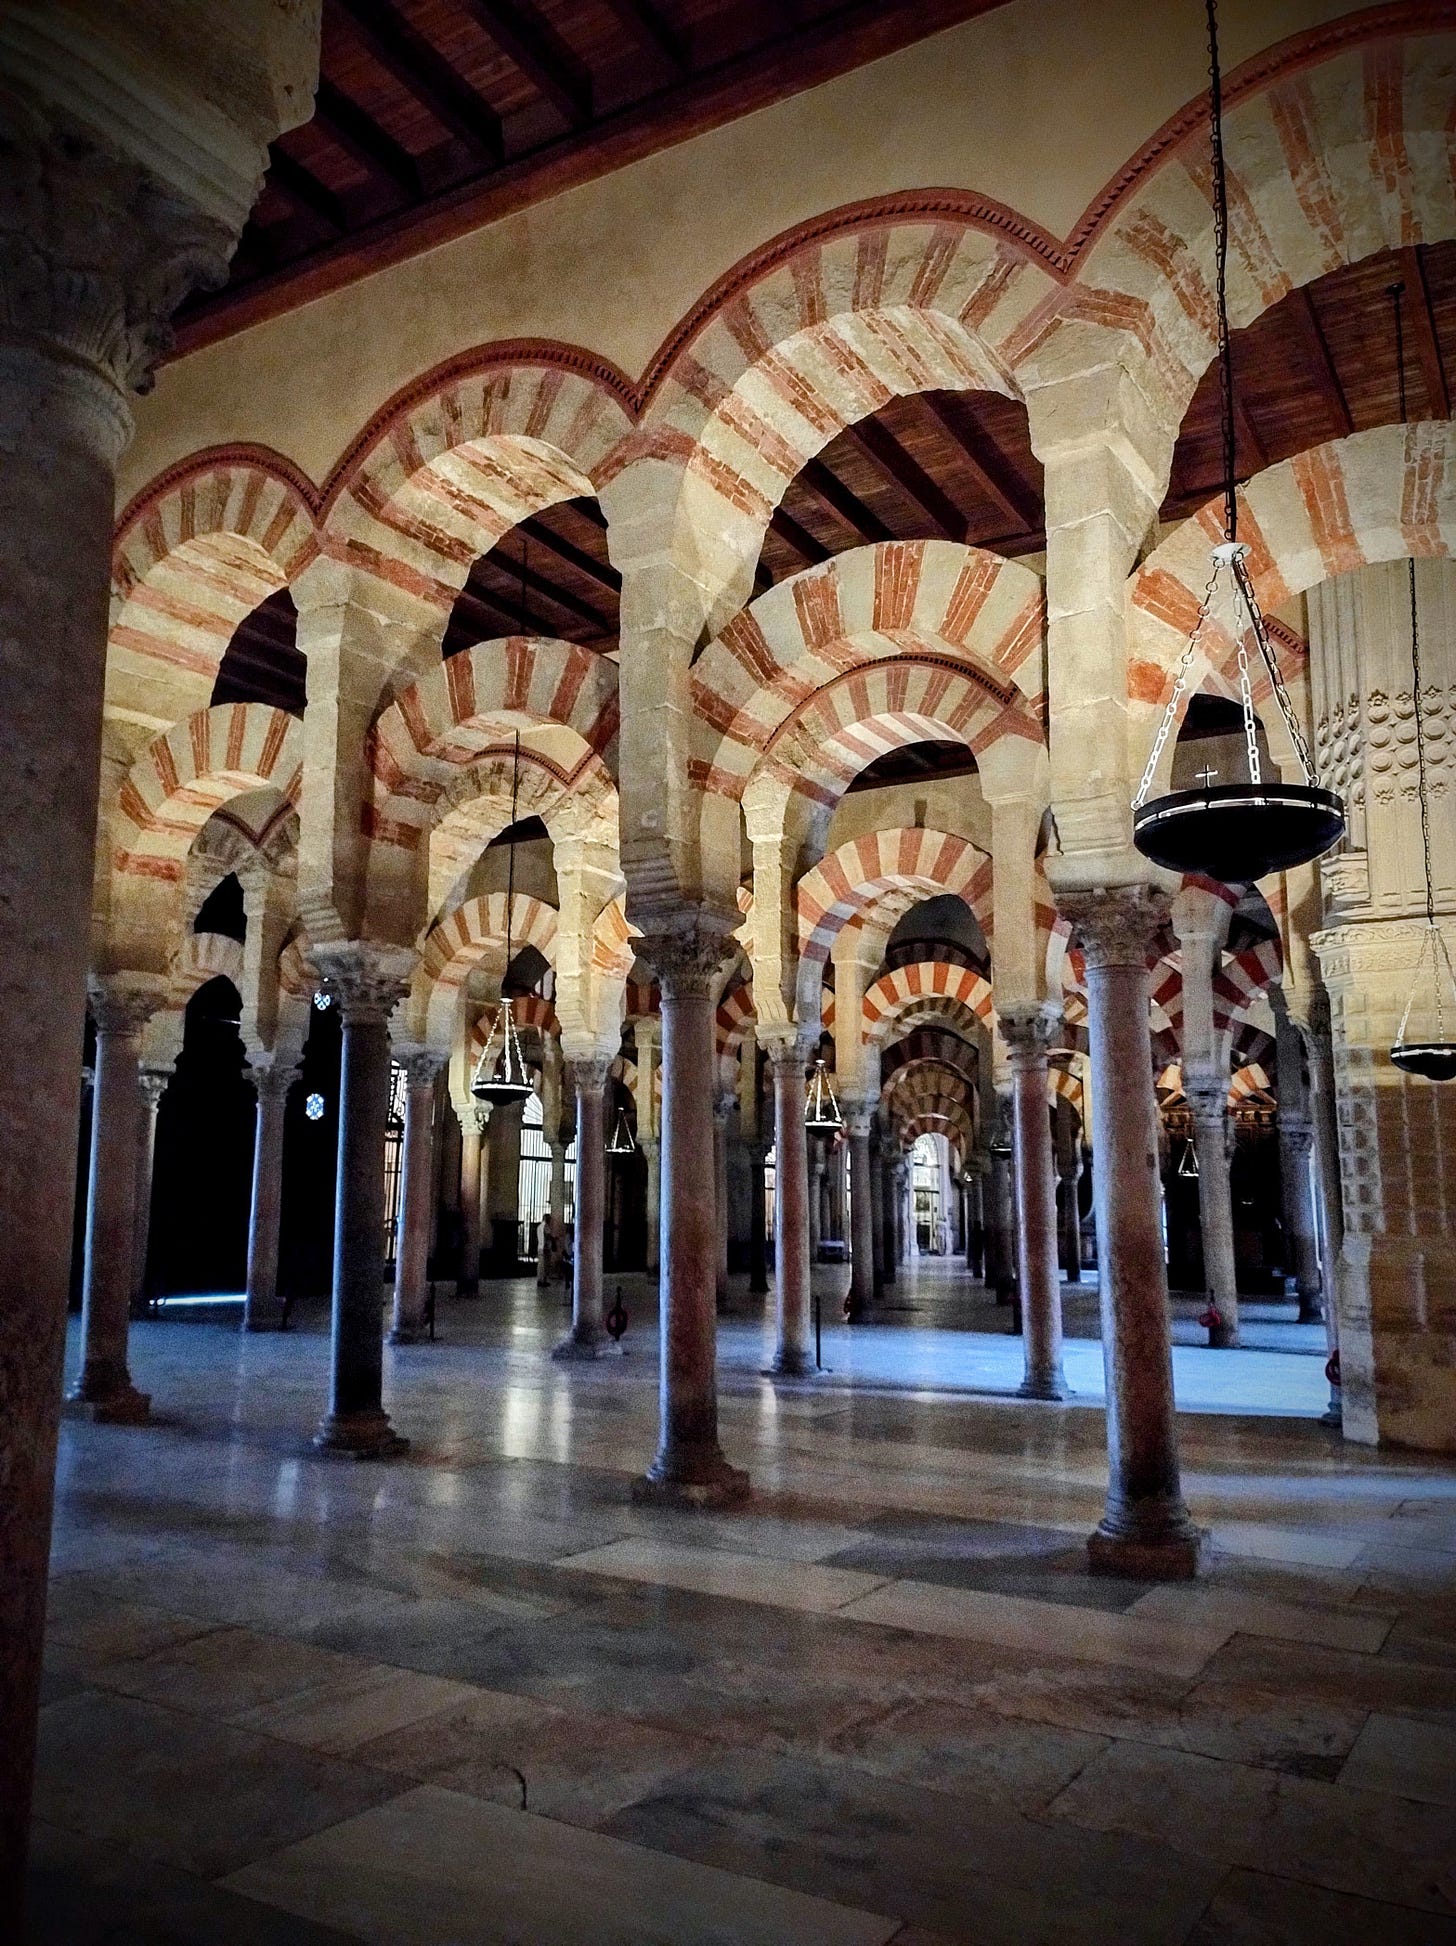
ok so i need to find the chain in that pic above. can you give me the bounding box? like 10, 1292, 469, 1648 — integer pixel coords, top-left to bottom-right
1230, 550, 1319, 785
1235, 633, 1262, 785
1134, 557, 1222, 807
1206, 0, 1238, 550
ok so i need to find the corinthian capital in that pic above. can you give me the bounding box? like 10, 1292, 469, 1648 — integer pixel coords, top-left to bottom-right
0, 86, 233, 400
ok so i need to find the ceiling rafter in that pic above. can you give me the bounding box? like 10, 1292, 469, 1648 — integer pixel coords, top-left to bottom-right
457, 0, 594, 126
313, 78, 423, 196
1296, 286, 1354, 439
600, 0, 689, 72
914, 394, 1039, 535
768, 506, 831, 567
334, 0, 505, 160
1401, 245, 1451, 421
518, 512, 621, 593
843, 418, 967, 540
797, 458, 893, 544
266, 146, 348, 232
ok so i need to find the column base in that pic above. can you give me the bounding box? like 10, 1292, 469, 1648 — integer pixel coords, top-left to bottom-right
551, 1329, 625, 1361
1320, 1386, 1343, 1428
242, 1312, 284, 1333
1088, 1521, 1205, 1581
1296, 1297, 1324, 1324
64, 1373, 151, 1427
387, 1323, 430, 1346
633, 1447, 750, 1508
1017, 1371, 1072, 1402
1206, 1322, 1241, 1350
313, 1409, 409, 1460
763, 1347, 818, 1379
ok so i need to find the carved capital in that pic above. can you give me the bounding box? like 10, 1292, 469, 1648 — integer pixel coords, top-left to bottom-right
399, 1049, 447, 1090
567, 1055, 611, 1098
249, 1061, 298, 1106
0, 88, 233, 407
137, 1067, 170, 1112
88, 972, 166, 1037
312, 942, 414, 1026
998, 1001, 1063, 1064
639, 912, 736, 1000
1060, 886, 1169, 972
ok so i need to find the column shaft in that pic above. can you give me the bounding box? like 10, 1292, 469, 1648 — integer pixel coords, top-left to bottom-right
713, 1101, 730, 1311
555, 1060, 614, 1357
767, 1048, 813, 1374
243, 1067, 293, 1332
390, 1059, 442, 1344
458, 1115, 483, 1296
847, 1119, 875, 1321
1004, 1012, 1069, 1400
1190, 1088, 1241, 1348
636, 937, 747, 1504
1068, 893, 1200, 1578
131, 1075, 165, 1315
641, 1136, 661, 1275
1280, 1118, 1322, 1321
747, 1144, 769, 1294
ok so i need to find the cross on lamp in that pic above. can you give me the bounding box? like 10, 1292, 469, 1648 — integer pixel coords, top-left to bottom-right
1194, 764, 1219, 789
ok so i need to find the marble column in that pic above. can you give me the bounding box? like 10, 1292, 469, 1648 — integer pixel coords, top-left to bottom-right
880, 1150, 899, 1284
1055, 1099, 1084, 1283
0, 37, 311, 1915
485, 1097, 524, 1273
1279, 1114, 1322, 1322
1064, 890, 1201, 1579
640, 1136, 661, 1276
765, 1040, 814, 1375
1002, 1005, 1069, 1399
242, 1061, 296, 1333
389, 1052, 445, 1344
808, 1137, 825, 1263
635, 928, 748, 1504
457, 1105, 485, 1297
636, 1021, 661, 1275
746, 1142, 769, 1294
1306, 1000, 1344, 1425
713, 1093, 732, 1312
69, 980, 161, 1421
555, 1056, 617, 1359
965, 1168, 985, 1277
870, 1126, 887, 1295
1188, 1079, 1241, 1348
130, 1069, 168, 1316
988, 1137, 1017, 1303
846, 1110, 875, 1322
312, 948, 412, 1459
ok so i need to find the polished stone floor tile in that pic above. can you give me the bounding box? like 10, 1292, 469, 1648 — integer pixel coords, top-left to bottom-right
1129, 1583, 1394, 1654
1047, 1739, 1456, 1913
236, 1667, 480, 1755
35, 1690, 404, 1880
823, 1532, 1150, 1612
555, 1537, 890, 1611
822, 1694, 1109, 1810
1337, 1710, 1456, 1806
224, 1784, 902, 1945
1183, 1867, 1456, 1944
98, 1624, 379, 1721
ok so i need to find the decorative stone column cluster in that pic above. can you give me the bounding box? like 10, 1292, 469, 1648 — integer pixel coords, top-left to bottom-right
554, 1054, 618, 1359
1000, 1004, 1069, 1400
242, 1060, 297, 1332
389, 1051, 445, 1344
312, 946, 413, 1460
635, 923, 748, 1504
1063, 889, 1202, 1579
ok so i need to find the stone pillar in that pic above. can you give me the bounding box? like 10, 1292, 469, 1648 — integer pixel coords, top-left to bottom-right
635, 928, 748, 1504
640, 1136, 661, 1276
457, 1105, 484, 1296
870, 1123, 887, 1295
636, 1021, 661, 1275
1188, 1080, 1241, 1348
746, 1142, 769, 1294
846, 1110, 875, 1321
713, 1093, 732, 1312
69, 980, 161, 1421
765, 1040, 814, 1375
1278, 1108, 1322, 1323
389, 1052, 444, 1344
484, 1096, 523, 1273
0, 24, 316, 1913
555, 1056, 616, 1359
988, 1134, 1017, 1304
1063, 891, 1200, 1577
1054, 1099, 1084, 1283
1306, 1000, 1344, 1424
312, 948, 412, 1459
965, 1166, 984, 1276
130, 1069, 168, 1315
807, 1136, 825, 1262
1002, 1006, 1069, 1399
242, 1061, 295, 1333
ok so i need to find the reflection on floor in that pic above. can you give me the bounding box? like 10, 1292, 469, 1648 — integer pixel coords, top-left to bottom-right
34, 1271, 1456, 1944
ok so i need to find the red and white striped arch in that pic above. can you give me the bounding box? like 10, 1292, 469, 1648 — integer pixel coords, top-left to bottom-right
365, 637, 619, 853
322, 356, 633, 614
466, 991, 561, 1063
418, 891, 559, 1027
114, 704, 303, 883
796, 829, 993, 968
109, 452, 318, 715
862, 961, 995, 1047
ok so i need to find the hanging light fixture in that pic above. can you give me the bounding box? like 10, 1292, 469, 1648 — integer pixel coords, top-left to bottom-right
1177, 1135, 1200, 1179
1131, 0, 1344, 885
606, 1102, 637, 1155
804, 1058, 843, 1134
471, 725, 535, 1108
1386, 284, 1456, 1082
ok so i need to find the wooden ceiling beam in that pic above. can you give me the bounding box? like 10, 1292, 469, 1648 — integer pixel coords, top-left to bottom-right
334, 0, 505, 160
915, 393, 1038, 535
1297, 287, 1354, 439
457, 0, 593, 126
768, 506, 831, 566
843, 418, 966, 541
797, 459, 893, 544
1402, 246, 1451, 422
478, 551, 616, 631
313, 79, 423, 196
518, 513, 621, 593
266, 147, 348, 231
600, 0, 689, 73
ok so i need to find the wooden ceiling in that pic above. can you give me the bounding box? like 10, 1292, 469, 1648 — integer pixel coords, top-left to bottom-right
176, 0, 1008, 352
216, 240, 1455, 715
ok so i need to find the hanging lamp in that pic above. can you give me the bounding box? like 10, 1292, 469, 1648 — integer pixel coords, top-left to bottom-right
1177, 1135, 1200, 1179
1386, 284, 1456, 1082
1131, 0, 1344, 884
470, 724, 535, 1108
804, 1058, 844, 1134
606, 1103, 637, 1155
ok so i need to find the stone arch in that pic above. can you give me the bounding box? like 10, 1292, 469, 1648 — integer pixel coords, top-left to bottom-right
862, 961, 996, 1046
795, 830, 993, 969
1128, 421, 1456, 775
114, 704, 303, 882
321, 351, 635, 613
415, 891, 560, 1047
109, 449, 319, 720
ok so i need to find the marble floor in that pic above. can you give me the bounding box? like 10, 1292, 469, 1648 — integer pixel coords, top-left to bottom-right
31, 1271, 1456, 1944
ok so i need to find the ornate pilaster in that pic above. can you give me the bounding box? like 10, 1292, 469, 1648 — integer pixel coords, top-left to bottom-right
1061, 887, 1201, 1579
